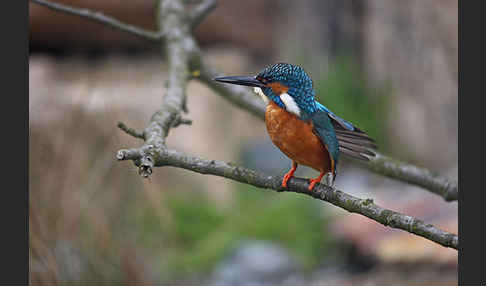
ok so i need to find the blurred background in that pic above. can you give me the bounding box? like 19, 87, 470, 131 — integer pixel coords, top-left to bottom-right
29, 1, 458, 285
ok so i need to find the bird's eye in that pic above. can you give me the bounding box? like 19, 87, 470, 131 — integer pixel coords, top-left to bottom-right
257, 76, 267, 84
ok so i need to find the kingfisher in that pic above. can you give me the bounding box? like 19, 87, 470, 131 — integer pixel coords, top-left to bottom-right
214, 63, 376, 191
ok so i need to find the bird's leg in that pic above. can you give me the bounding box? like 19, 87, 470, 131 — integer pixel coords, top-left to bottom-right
308, 172, 326, 191
282, 161, 298, 188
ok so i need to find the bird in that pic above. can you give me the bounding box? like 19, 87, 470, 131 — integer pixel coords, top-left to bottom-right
214, 63, 377, 191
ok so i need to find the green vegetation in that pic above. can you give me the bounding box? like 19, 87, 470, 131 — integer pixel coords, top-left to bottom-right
159, 184, 332, 276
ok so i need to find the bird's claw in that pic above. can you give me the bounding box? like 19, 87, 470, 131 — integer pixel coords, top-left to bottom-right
308, 179, 320, 191
282, 173, 292, 188
282, 163, 298, 188
308, 172, 333, 191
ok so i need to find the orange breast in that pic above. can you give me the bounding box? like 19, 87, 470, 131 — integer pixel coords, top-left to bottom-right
265, 101, 333, 173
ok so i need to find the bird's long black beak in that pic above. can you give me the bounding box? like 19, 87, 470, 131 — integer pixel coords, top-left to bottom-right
213, 76, 265, 88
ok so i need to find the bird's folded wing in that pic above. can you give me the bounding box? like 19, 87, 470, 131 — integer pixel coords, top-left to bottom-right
314, 102, 377, 161
310, 111, 340, 167
327, 112, 377, 161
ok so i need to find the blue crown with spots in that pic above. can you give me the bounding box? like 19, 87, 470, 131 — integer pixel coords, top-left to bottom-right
257, 63, 318, 116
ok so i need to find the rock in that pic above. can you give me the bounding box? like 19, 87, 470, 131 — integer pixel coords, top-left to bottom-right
208, 241, 305, 286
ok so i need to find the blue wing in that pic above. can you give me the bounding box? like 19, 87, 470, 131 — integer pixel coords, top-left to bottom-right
315, 102, 356, 131
315, 102, 377, 161
310, 111, 340, 176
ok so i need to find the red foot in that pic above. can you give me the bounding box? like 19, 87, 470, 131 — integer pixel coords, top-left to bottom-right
282, 162, 298, 188
308, 172, 326, 191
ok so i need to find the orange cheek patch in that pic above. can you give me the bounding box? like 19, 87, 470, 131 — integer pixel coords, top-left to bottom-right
267, 82, 289, 95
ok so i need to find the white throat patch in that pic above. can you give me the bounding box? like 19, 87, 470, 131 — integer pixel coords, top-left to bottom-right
280, 92, 301, 116
253, 87, 269, 105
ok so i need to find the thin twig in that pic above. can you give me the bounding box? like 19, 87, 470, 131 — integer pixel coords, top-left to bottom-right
117, 122, 145, 139
30, 0, 164, 42
190, 0, 217, 29
116, 147, 458, 250
171, 117, 193, 127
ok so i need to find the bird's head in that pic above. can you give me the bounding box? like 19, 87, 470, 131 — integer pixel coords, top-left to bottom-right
214, 63, 318, 117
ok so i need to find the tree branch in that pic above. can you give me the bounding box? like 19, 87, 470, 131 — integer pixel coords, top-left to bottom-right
365, 153, 458, 201
118, 0, 200, 178
189, 0, 217, 29
116, 147, 458, 250
30, 0, 164, 42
